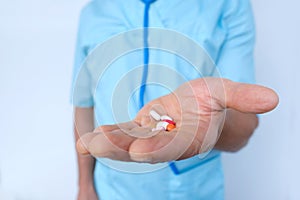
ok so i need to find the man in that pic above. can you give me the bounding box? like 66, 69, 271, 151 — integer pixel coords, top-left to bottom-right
72, 0, 279, 199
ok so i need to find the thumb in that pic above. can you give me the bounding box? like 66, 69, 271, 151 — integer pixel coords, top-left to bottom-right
224, 79, 279, 114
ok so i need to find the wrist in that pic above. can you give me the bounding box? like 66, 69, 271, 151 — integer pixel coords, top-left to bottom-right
78, 179, 95, 190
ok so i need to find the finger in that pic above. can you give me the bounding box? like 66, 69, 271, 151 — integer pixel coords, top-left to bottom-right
96, 121, 155, 138
76, 132, 98, 155
223, 79, 279, 113
77, 122, 138, 161
188, 78, 279, 114
128, 125, 200, 163
127, 126, 158, 138
90, 124, 165, 161
88, 129, 135, 161
93, 121, 138, 133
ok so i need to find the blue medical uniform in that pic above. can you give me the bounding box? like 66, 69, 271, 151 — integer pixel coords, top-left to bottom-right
71, 0, 255, 199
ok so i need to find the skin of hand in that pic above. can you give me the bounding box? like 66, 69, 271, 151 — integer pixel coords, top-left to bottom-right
214, 108, 259, 152
74, 107, 98, 200
77, 184, 99, 200
76, 78, 279, 163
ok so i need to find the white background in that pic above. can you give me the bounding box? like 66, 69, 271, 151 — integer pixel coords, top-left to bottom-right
0, 0, 299, 199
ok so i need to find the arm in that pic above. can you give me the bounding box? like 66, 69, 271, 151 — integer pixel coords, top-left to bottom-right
214, 1, 258, 152
74, 107, 98, 200
215, 109, 258, 152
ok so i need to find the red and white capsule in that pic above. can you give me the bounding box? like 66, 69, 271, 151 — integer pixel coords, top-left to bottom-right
149, 110, 176, 132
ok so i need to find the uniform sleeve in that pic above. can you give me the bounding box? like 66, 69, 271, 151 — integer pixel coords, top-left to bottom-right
216, 0, 256, 83
70, 5, 94, 107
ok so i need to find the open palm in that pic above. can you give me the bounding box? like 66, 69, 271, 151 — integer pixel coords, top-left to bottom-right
76, 78, 278, 163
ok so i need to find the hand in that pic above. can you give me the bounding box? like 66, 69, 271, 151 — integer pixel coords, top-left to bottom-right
76, 78, 279, 163
77, 184, 99, 200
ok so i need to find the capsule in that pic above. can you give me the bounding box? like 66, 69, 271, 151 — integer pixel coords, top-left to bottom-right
156, 121, 169, 130
160, 115, 173, 121
166, 123, 176, 131
150, 110, 176, 132
162, 119, 176, 125
149, 110, 161, 121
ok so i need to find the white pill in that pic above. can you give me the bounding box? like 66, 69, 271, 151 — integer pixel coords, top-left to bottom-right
150, 110, 161, 121
156, 121, 169, 130
160, 115, 173, 121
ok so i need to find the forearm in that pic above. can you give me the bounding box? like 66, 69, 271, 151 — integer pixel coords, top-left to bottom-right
74, 107, 96, 188
75, 128, 95, 187
214, 109, 259, 152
